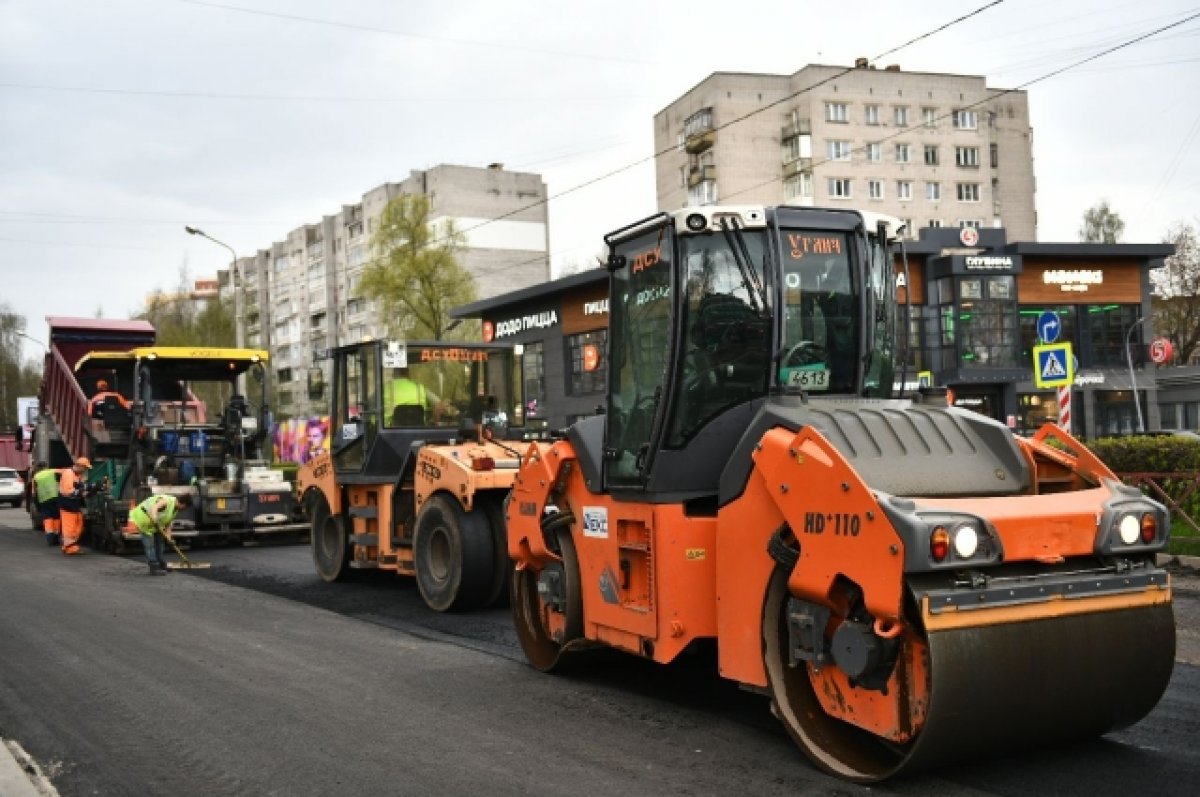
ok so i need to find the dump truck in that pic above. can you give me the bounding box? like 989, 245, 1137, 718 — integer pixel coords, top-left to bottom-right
297, 339, 548, 611
76, 345, 306, 551
506, 205, 1175, 781
28, 317, 156, 529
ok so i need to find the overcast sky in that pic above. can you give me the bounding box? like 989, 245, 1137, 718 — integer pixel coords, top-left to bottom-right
2, 0, 1197, 360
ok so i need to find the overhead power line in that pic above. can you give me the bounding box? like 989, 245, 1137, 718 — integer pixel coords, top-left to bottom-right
174, 0, 656, 65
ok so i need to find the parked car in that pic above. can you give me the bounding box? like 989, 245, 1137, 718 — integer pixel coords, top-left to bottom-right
0, 467, 24, 507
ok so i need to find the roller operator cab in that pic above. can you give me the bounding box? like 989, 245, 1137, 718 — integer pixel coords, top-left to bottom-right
297, 339, 549, 612
506, 206, 1175, 781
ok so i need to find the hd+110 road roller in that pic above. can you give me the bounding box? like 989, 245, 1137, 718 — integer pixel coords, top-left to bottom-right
505, 204, 1175, 782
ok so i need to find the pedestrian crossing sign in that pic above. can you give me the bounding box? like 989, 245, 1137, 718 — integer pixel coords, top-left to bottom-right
1033, 341, 1074, 389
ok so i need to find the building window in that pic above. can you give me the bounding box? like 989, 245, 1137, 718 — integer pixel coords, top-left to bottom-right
277, 368, 293, 383
1018, 393, 1060, 435
929, 219, 943, 228
828, 140, 852, 161
926, 182, 940, 201
1019, 306, 1077, 363
955, 146, 980, 167
567, 330, 607, 395
865, 104, 881, 125
866, 142, 881, 162
990, 143, 999, 168
896, 180, 912, 200
688, 180, 718, 205
924, 144, 939, 166
678, 166, 686, 187
895, 143, 911, 163
522, 341, 546, 418
1087, 304, 1142, 368
868, 179, 884, 200
952, 109, 978, 129
957, 183, 980, 202
959, 219, 982, 229
894, 106, 909, 126
958, 275, 1018, 369
683, 108, 713, 137
825, 102, 849, 123
922, 107, 937, 128
900, 218, 915, 239
828, 178, 852, 198
784, 172, 813, 200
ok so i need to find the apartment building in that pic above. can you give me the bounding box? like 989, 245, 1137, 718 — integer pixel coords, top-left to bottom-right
654, 62, 1037, 240
235, 163, 550, 418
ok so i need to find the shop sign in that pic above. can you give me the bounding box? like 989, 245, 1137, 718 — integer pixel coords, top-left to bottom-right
1073, 373, 1105, 386
1149, 337, 1174, 365
583, 298, 609, 316
948, 254, 1022, 274
1043, 269, 1103, 293
489, 309, 560, 340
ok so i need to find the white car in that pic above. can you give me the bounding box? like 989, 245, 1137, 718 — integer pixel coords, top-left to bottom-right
0, 467, 24, 507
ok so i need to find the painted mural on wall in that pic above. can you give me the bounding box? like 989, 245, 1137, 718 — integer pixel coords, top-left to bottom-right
273, 416, 330, 464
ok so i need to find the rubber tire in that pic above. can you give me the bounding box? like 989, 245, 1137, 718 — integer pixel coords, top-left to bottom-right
478, 494, 511, 609
414, 494, 495, 612
310, 493, 352, 582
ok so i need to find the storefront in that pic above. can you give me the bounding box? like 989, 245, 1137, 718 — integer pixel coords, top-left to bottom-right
452, 269, 609, 429
898, 227, 1173, 438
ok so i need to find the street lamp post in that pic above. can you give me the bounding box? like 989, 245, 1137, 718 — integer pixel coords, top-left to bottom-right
184, 226, 244, 350
1125, 315, 1145, 433
16, 331, 48, 356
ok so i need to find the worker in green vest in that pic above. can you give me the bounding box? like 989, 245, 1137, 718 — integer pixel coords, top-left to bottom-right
129, 493, 193, 575
386, 367, 443, 426
32, 463, 62, 547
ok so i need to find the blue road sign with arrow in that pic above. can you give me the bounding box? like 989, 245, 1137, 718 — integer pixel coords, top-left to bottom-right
1037, 310, 1061, 344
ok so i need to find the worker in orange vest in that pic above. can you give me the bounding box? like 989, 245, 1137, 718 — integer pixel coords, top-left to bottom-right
58, 457, 91, 555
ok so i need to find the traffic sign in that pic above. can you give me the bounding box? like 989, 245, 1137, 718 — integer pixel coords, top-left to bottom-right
1149, 337, 1174, 365
1033, 341, 1075, 389
1036, 311, 1061, 344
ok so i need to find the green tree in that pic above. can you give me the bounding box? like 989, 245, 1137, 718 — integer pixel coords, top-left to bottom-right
1151, 221, 1200, 365
0, 304, 43, 432
137, 264, 235, 347
1079, 200, 1125, 244
360, 194, 477, 341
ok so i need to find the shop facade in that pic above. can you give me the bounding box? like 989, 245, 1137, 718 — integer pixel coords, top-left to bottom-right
452, 269, 609, 430
898, 227, 1173, 438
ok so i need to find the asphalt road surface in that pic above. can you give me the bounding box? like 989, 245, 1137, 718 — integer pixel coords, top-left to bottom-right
1, 506, 1197, 796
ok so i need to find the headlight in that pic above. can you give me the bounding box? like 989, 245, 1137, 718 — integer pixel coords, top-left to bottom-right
1118, 514, 1140, 546
953, 523, 980, 558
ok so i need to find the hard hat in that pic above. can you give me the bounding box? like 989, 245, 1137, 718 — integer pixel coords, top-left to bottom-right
97, 379, 109, 391
75, 457, 92, 469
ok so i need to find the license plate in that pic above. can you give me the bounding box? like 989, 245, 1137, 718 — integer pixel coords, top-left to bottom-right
783, 367, 831, 390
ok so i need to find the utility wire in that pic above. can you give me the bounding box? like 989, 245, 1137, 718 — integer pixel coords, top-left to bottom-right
173, 0, 656, 65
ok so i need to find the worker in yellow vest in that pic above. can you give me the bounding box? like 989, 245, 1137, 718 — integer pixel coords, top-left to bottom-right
32, 463, 62, 546
129, 493, 193, 575
386, 367, 448, 426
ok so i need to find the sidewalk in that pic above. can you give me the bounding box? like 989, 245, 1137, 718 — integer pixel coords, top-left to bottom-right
0, 739, 54, 797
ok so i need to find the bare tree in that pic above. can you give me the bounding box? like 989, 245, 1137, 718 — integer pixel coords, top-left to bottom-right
1079, 200, 1125, 244
1150, 221, 1200, 364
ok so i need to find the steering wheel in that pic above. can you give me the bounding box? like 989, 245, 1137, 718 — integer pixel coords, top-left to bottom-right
781, 340, 828, 370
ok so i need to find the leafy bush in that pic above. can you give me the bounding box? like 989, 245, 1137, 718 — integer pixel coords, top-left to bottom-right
1088, 435, 1200, 532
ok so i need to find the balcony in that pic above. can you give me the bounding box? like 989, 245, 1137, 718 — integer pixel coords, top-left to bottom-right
781, 118, 812, 140
684, 129, 715, 154
783, 158, 813, 178
687, 165, 717, 188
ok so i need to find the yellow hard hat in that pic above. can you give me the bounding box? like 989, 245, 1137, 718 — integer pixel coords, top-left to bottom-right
75, 457, 92, 469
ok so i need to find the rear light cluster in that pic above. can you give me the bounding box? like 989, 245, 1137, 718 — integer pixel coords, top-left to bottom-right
1109, 510, 1160, 548
928, 520, 985, 564
1095, 485, 1168, 554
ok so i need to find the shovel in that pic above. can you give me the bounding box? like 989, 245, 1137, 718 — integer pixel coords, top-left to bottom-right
163, 532, 211, 570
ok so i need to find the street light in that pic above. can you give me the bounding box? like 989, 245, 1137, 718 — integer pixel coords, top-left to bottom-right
16, 331, 47, 354
1125, 315, 1145, 433
184, 226, 244, 350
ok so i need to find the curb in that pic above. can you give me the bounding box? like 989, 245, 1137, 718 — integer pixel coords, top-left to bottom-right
0, 740, 52, 797
1158, 553, 1200, 570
